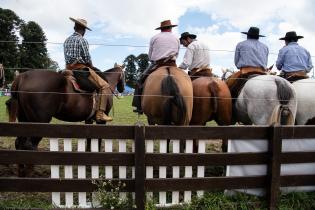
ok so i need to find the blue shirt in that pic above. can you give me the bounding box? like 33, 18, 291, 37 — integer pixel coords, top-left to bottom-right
64, 32, 91, 65
234, 39, 269, 69
276, 42, 313, 72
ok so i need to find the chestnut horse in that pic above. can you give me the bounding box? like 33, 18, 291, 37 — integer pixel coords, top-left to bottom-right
6, 66, 125, 176
190, 72, 232, 152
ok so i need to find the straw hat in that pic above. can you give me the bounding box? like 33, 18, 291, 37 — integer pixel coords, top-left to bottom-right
155, 20, 177, 30
69, 17, 91, 31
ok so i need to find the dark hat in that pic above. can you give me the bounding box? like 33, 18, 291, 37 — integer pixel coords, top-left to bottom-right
241, 27, 265, 37
179, 32, 197, 40
279, 31, 304, 40
155, 20, 178, 30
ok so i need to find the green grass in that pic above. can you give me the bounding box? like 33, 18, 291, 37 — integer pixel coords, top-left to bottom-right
1, 95, 315, 209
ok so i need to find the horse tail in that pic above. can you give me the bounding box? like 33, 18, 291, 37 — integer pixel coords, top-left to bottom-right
161, 67, 187, 125
270, 78, 295, 125
6, 75, 20, 122
208, 80, 218, 113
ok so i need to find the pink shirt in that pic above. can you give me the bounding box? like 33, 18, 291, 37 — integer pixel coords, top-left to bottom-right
148, 32, 180, 62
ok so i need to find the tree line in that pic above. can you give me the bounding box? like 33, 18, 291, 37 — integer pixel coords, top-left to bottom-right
0, 8, 58, 82
1, 8, 147, 87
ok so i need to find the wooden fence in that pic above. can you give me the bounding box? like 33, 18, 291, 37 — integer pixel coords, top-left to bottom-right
0, 122, 315, 210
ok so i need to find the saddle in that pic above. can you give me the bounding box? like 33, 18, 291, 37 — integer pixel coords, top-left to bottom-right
280, 71, 308, 83
227, 67, 266, 100
189, 67, 213, 81
60, 69, 97, 93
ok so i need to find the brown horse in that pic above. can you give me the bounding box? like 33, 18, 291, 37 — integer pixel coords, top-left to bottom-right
6, 66, 125, 176
189, 71, 232, 152
190, 77, 232, 126
141, 66, 193, 126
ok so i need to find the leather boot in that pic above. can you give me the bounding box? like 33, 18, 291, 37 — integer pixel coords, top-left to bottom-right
96, 110, 113, 122
96, 87, 113, 122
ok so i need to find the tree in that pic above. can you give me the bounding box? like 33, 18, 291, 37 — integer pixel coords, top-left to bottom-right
123, 53, 149, 88
123, 54, 137, 88
0, 8, 22, 81
19, 21, 49, 72
136, 53, 149, 75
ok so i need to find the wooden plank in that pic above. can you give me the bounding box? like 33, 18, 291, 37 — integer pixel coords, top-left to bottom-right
145, 176, 267, 191
0, 178, 135, 192
145, 153, 269, 166
281, 126, 315, 139
134, 123, 146, 210
266, 125, 282, 210
280, 175, 315, 186
0, 122, 134, 139
145, 126, 270, 139
0, 150, 134, 165
281, 152, 315, 163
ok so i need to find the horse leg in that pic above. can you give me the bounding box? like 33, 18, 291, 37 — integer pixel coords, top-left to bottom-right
85, 120, 93, 152
15, 136, 41, 177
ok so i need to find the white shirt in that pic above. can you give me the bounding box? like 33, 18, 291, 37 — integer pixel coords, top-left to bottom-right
148, 32, 180, 62
179, 40, 210, 70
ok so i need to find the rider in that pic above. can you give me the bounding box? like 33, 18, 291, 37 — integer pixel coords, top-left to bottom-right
276, 31, 313, 82
178, 32, 211, 80
227, 26, 269, 98
132, 20, 180, 113
64, 17, 112, 122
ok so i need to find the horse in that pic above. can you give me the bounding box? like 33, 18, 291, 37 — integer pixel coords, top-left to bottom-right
189, 72, 232, 152
6, 66, 125, 176
222, 69, 298, 195
288, 78, 315, 192
141, 66, 193, 152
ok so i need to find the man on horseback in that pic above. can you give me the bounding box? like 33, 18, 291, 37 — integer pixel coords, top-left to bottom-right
132, 20, 180, 113
227, 27, 269, 98
276, 31, 313, 82
64, 17, 112, 122
178, 32, 212, 80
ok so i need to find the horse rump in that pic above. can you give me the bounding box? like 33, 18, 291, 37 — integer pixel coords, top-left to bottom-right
161, 68, 187, 125
270, 78, 295, 125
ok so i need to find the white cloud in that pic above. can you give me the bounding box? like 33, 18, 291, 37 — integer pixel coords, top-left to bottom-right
1, 0, 314, 70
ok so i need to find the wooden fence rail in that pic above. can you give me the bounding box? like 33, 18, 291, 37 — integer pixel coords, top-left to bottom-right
0, 122, 315, 210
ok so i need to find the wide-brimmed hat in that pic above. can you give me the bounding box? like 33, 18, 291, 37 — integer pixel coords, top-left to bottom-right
69, 17, 91, 31
179, 32, 197, 40
241, 27, 265, 37
155, 20, 177, 30
279, 31, 304, 40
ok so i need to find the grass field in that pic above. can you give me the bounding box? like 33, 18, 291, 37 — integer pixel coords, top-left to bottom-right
0, 95, 314, 209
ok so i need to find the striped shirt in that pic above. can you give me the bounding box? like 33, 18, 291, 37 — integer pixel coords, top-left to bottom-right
276, 42, 313, 72
64, 32, 91, 65
234, 39, 269, 69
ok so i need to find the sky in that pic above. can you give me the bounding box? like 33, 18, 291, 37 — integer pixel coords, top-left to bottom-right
1, 0, 315, 76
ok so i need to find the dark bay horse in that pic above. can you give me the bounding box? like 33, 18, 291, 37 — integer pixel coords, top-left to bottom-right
142, 66, 193, 125
6, 66, 125, 176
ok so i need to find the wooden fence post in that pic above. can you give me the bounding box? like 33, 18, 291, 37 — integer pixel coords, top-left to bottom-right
267, 125, 282, 210
134, 122, 146, 210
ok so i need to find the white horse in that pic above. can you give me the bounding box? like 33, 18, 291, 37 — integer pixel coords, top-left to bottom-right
288, 78, 315, 192
222, 69, 299, 195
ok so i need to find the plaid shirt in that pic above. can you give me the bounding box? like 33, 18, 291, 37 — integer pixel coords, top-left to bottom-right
64, 32, 91, 65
